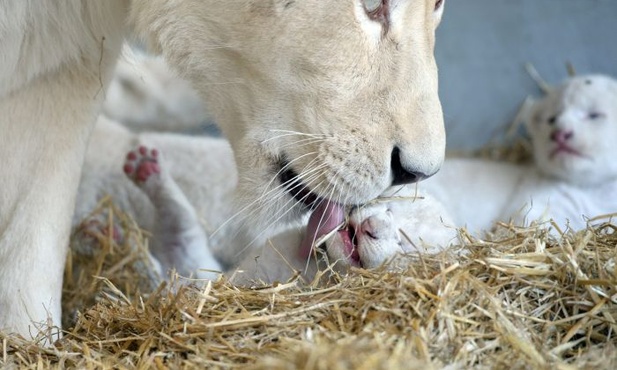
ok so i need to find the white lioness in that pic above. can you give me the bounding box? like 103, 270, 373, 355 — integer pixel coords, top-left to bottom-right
0, 1, 446, 339
423, 74, 617, 234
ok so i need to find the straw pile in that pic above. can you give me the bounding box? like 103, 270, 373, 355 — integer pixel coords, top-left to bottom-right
1, 197, 616, 369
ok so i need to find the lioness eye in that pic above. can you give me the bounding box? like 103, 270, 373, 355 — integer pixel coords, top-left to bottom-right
589, 112, 603, 120
364, 0, 382, 13
435, 0, 444, 11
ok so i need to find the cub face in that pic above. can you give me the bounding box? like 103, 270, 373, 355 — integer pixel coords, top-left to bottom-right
527, 75, 617, 186
324, 185, 455, 269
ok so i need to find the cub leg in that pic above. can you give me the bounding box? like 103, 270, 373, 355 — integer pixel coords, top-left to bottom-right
123, 146, 221, 281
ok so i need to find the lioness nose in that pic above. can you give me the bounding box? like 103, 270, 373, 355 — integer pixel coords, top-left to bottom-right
390, 147, 427, 186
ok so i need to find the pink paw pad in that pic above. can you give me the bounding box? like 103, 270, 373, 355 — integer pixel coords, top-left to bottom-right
83, 218, 122, 243
123, 146, 161, 183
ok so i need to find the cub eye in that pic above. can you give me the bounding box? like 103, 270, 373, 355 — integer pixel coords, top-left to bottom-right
589, 112, 604, 120
435, 0, 444, 11
547, 115, 557, 125
363, 0, 382, 13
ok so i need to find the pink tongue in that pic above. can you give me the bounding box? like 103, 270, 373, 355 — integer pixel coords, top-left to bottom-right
299, 201, 345, 259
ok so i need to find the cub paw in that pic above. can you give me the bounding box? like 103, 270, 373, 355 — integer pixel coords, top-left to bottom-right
123, 146, 161, 184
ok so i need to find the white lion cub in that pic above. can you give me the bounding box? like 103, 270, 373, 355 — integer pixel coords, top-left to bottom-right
422, 74, 617, 234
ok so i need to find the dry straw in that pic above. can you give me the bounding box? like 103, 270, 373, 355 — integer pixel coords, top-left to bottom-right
1, 196, 616, 369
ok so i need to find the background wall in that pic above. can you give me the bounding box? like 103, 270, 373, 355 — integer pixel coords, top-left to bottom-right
436, 0, 617, 151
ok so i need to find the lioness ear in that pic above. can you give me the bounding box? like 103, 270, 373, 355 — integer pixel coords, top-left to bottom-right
434, 0, 445, 26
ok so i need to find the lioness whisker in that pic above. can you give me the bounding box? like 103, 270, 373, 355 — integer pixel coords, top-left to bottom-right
261, 134, 325, 145
267, 129, 327, 139
274, 137, 325, 151
235, 176, 328, 257
225, 162, 328, 243
211, 152, 319, 237
257, 152, 321, 201
301, 159, 349, 272
259, 157, 327, 205
254, 165, 328, 222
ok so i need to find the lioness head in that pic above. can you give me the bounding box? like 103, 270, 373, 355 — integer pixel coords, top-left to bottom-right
527, 74, 617, 186
132, 0, 446, 237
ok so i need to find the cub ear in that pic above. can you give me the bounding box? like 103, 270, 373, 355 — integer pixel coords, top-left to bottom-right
517, 96, 539, 133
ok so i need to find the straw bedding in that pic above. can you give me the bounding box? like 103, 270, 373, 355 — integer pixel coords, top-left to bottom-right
1, 195, 616, 369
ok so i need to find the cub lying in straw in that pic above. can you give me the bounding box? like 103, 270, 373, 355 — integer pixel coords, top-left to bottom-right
76, 117, 457, 285
422, 74, 617, 234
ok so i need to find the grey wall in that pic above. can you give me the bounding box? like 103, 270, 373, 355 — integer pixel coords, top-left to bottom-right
436, 0, 617, 150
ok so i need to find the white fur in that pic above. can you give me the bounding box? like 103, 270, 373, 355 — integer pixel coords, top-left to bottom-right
0, 1, 126, 341
422, 75, 617, 234
103, 46, 209, 132
77, 117, 244, 268
0, 0, 446, 339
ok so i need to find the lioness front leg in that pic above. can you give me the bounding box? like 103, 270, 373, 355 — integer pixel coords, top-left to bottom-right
123, 146, 221, 281
0, 69, 114, 342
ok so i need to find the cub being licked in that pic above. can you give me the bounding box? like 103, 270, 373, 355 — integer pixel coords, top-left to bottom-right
423, 74, 617, 234
0, 0, 447, 339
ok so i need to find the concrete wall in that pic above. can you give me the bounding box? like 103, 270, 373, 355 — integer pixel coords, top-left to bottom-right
435, 0, 617, 150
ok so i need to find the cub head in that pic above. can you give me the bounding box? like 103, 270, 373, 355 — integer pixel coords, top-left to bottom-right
527, 74, 617, 186
323, 185, 455, 269
133, 0, 447, 235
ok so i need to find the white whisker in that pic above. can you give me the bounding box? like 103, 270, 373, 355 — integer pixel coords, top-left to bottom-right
234, 177, 328, 258
267, 129, 327, 139
223, 161, 328, 246
212, 151, 319, 237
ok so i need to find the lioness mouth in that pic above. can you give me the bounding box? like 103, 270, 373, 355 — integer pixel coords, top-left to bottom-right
277, 158, 349, 259
278, 163, 320, 209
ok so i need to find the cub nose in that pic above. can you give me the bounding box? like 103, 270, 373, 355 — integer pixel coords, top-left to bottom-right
550, 129, 574, 144
390, 147, 427, 186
